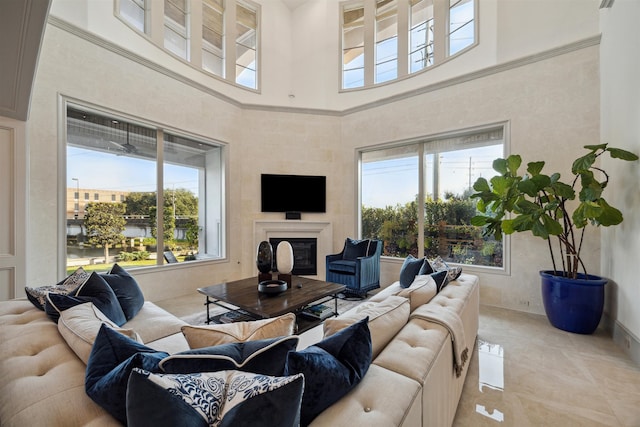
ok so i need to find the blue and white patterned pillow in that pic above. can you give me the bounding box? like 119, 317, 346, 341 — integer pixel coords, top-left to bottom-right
25, 267, 90, 310
427, 256, 463, 291
126, 369, 304, 427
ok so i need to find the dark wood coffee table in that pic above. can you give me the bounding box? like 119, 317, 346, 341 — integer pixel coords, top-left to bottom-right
197, 275, 346, 333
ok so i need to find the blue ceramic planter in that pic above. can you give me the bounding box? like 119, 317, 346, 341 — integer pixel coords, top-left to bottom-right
540, 270, 607, 334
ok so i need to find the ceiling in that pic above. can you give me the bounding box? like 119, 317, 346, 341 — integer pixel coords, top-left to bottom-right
281, 0, 310, 11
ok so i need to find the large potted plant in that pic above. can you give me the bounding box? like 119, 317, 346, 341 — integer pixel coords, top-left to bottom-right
471, 144, 638, 334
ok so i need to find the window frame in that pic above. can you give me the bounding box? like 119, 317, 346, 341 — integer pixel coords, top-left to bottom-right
59, 98, 228, 274
357, 122, 510, 275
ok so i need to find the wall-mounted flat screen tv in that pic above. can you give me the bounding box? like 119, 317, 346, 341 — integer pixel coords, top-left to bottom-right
261, 174, 326, 213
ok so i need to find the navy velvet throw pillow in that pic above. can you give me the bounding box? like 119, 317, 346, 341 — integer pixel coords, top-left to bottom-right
159, 336, 299, 376
85, 324, 169, 424
285, 317, 372, 426
342, 238, 369, 260
399, 255, 425, 288
100, 263, 145, 321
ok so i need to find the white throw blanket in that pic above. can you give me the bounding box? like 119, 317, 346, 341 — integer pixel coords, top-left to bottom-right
410, 302, 469, 377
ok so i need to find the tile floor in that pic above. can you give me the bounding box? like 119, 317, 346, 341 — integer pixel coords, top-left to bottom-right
453, 305, 640, 427
156, 295, 640, 427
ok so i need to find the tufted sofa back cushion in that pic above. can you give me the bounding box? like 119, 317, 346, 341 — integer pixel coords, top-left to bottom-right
0, 300, 121, 426
323, 296, 409, 358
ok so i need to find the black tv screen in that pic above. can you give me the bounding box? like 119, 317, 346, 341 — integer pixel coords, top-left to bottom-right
261, 174, 326, 213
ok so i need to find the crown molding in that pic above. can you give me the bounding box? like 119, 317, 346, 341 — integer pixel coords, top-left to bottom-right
47, 16, 601, 118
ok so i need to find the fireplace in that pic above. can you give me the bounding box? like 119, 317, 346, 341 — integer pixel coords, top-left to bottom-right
253, 220, 332, 279
270, 237, 317, 276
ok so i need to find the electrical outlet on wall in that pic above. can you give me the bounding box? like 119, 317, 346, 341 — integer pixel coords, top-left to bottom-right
518, 299, 530, 307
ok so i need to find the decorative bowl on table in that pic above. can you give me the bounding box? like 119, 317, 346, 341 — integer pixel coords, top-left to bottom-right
258, 279, 287, 294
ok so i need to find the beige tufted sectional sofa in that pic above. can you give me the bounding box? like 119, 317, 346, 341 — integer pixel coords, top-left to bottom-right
0, 273, 478, 426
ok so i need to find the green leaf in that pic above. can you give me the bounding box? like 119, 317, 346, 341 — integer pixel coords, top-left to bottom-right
579, 182, 602, 202
511, 214, 535, 232
572, 201, 603, 228
518, 178, 538, 197
607, 147, 639, 161
531, 220, 550, 239
501, 219, 515, 234
549, 172, 561, 184
584, 143, 607, 151
473, 177, 490, 192
527, 161, 545, 176
515, 199, 540, 214
507, 155, 522, 175
493, 158, 508, 175
596, 198, 624, 226
471, 216, 489, 226
490, 175, 512, 196
530, 174, 551, 190
541, 214, 563, 235
572, 153, 596, 174
551, 181, 575, 199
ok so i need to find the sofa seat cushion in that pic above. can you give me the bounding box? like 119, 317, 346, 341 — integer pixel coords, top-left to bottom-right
327, 259, 356, 274
127, 369, 305, 427
373, 319, 449, 385
181, 313, 296, 348
123, 301, 188, 343
308, 364, 422, 427
323, 295, 409, 358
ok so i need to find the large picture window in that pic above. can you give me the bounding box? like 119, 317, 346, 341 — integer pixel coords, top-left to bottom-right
65, 104, 225, 273
360, 126, 504, 269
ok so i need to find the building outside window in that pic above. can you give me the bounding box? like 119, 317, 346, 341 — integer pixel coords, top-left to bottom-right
65, 104, 226, 273
360, 126, 504, 269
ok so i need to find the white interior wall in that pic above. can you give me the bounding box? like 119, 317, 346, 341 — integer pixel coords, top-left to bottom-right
600, 0, 640, 345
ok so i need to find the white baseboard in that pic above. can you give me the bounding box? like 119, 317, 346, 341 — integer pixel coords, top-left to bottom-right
604, 314, 640, 366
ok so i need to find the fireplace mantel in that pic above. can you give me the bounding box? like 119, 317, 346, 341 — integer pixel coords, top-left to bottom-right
253, 220, 332, 279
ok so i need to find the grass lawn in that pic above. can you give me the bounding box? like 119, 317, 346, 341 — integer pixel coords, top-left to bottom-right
66, 256, 188, 275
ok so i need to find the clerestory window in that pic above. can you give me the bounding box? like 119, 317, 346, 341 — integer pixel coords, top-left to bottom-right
115, 0, 260, 90
342, 0, 477, 89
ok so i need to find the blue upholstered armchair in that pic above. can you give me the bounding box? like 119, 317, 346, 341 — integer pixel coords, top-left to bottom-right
326, 238, 382, 297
